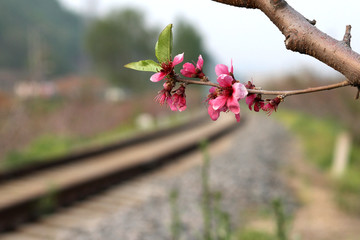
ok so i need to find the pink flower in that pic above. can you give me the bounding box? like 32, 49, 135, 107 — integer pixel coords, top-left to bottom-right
215, 60, 233, 77
246, 94, 264, 112
208, 104, 221, 121
245, 81, 264, 112
262, 96, 282, 115
154, 82, 173, 107
150, 53, 184, 82
207, 63, 248, 122
206, 87, 221, 121
170, 85, 187, 112
245, 80, 254, 89
180, 55, 205, 79
246, 94, 256, 108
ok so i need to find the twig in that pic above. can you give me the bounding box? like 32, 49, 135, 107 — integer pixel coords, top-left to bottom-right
175, 76, 350, 98
248, 80, 350, 97
343, 25, 352, 48
175, 76, 219, 87
306, 18, 316, 26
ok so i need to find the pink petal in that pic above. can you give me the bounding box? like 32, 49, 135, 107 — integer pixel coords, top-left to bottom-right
235, 113, 240, 122
155, 92, 166, 104
262, 103, 276, 115
215, 64, 229, 76
211, 95, 227, 110
227, 95, 240, 114
183, 62, 196, 71
172, 53, 184, 66
208, 105, 220, 121
209, 87, 217, 94
180, 63, 196, 77
245, 94, 256, 105
232, 82, 248, 100
254, 102, 264, 112
217, 74, 233, 87
196, 55, 203, 70
178, 97, 187, 112
219, 105, 228, 112
245, 80, 254, 89
178, 106, 186, 112
262, 103, 271, 111
168, 98, 178, 111
230, 59, 233, 74
246, 94, 256, 110
172, 94, 179, 105
150, 72, 166, 82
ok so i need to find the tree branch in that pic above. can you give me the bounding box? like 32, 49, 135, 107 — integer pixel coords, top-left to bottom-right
249, 80, 350, 97
211, 0, 360, 88
174, 76, 350, 98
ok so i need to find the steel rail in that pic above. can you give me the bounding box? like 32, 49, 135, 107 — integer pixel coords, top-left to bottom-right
0, 115, 243, 233
0, 114, 208, 183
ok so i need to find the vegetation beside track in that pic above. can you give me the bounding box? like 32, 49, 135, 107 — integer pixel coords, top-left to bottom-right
276, 110, 360, 215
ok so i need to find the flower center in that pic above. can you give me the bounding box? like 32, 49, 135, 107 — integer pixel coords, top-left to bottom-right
161, 61, 174, 74
221, 86, 233, 97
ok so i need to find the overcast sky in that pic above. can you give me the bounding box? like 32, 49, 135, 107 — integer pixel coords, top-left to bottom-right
59, 0, 360, 80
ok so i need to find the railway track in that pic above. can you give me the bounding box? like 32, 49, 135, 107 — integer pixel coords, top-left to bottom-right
0, 113, 242, 237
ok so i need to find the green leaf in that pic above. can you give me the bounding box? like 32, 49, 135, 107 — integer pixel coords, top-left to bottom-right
155, 24, 173, 63
124, 60, 160, 72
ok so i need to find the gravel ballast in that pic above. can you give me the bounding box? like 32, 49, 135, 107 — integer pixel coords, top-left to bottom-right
18, 113, 298, 240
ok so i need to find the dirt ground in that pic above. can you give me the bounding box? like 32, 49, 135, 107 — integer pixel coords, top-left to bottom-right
289, 143, 360, 240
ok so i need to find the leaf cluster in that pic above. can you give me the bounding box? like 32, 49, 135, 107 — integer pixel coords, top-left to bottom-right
125, 24, 174, 72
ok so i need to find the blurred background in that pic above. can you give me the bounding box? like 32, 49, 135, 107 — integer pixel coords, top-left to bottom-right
0, 0, 360, 239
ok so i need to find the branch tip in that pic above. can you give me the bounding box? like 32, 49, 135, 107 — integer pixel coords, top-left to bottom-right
343, 25, 352, 48
306, 18, 316, 25
211, 0, 257, 9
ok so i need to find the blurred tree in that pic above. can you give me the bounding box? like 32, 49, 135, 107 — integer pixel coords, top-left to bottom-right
0, 0, 84, 77
86, 10, 212, 93
173, 19, 212, 74
86, 9, 157, 90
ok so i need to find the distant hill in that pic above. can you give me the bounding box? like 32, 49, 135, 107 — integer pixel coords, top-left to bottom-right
0, 0, 84, 77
